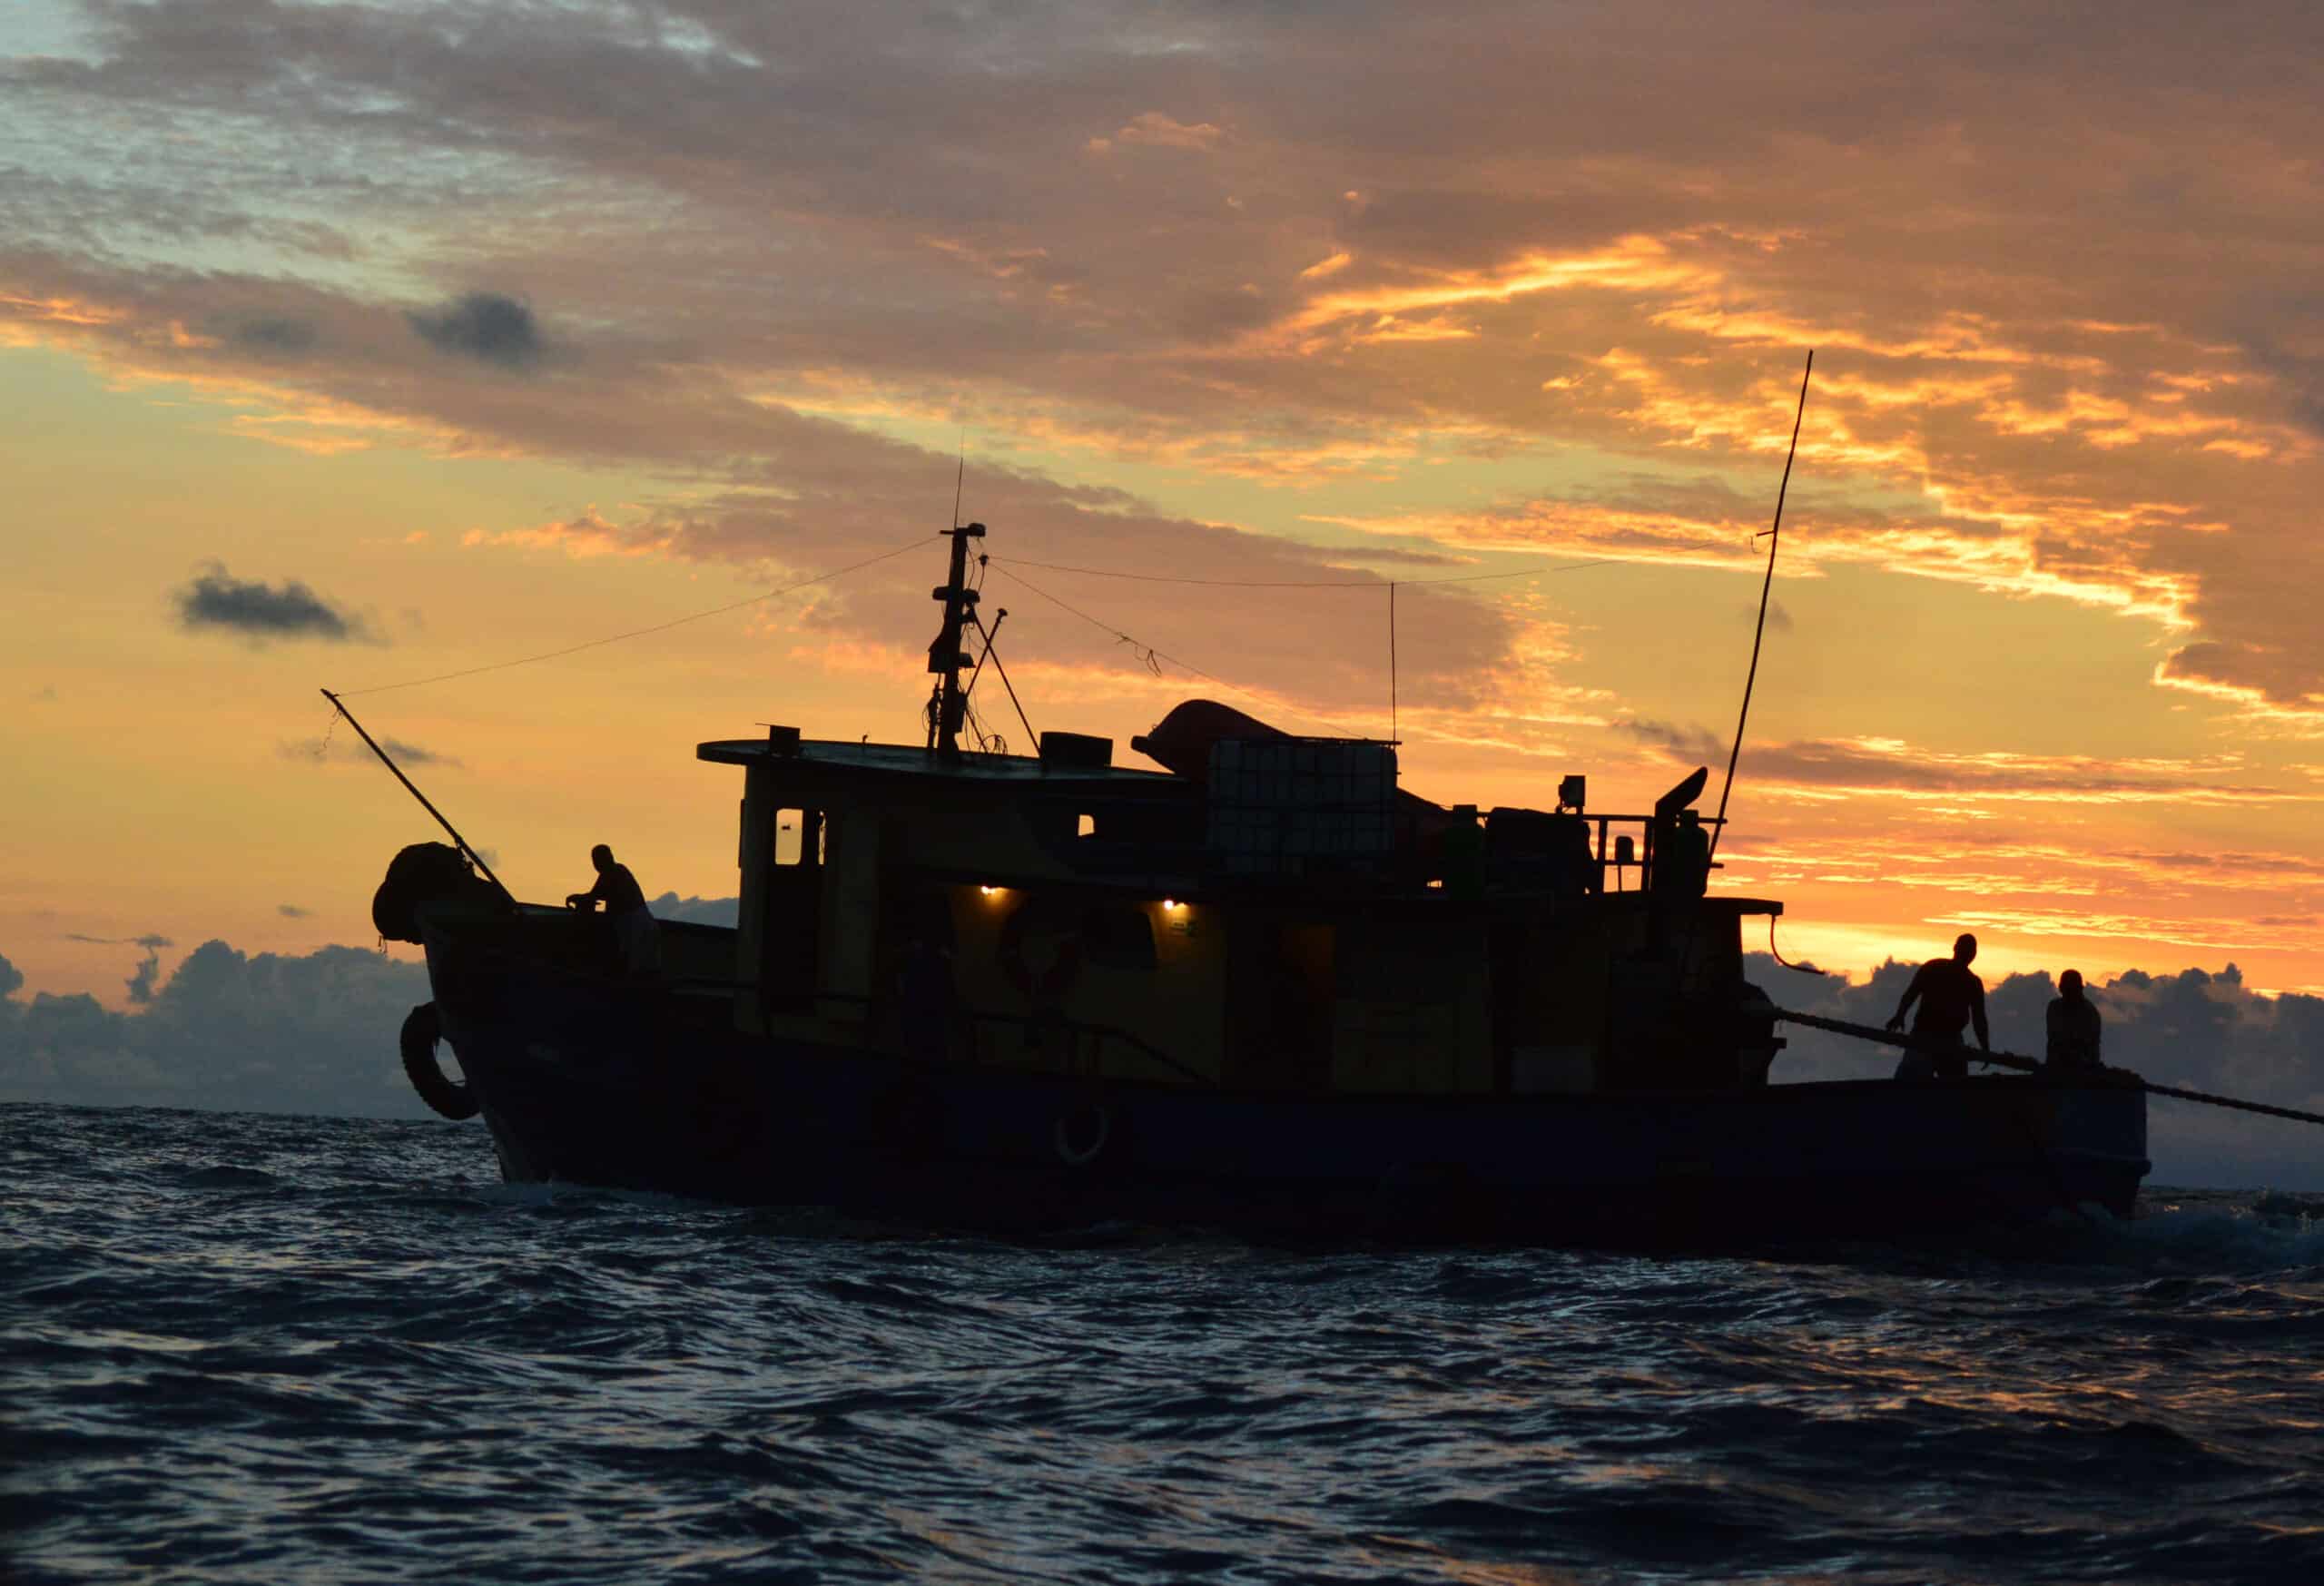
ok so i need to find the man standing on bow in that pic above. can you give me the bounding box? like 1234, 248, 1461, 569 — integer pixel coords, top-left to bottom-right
1886, 931, 1991, 1079
566, 843, 660, 977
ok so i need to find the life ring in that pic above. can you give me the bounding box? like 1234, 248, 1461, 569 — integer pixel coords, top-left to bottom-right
998, 900, 1083, 1002
400, 1002, 480, 1121
1052, 1095, 1116, 1168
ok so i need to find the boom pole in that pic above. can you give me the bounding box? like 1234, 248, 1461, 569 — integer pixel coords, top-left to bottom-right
319, 688, 512, 902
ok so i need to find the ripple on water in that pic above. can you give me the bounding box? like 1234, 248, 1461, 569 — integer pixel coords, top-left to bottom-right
6, 1103, 2324, 1586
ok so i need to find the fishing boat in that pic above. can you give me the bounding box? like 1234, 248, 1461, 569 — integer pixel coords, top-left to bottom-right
355, 522, 2150, 1241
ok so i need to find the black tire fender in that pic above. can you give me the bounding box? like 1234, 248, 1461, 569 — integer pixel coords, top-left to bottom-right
1052, 1093, 1118, 1169
400, 1002, 480, 1121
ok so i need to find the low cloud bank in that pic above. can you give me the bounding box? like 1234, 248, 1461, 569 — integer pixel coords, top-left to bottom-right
649, 892, 737, 927
1, 942, 432, 1118
5, 931, 2318, 1188
0, 896, 734, 1120
1753, 955, 2324, 1190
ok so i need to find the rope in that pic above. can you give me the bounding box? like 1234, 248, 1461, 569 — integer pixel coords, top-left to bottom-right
1775, 1007, 2324, 1127
1768, 915, 1827, 974
338, 534, 942, 696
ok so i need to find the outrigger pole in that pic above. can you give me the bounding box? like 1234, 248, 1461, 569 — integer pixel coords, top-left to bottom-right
1777, 1007, 2324, 1128
319, 688, 514, 904
1709, 349, 1814, 864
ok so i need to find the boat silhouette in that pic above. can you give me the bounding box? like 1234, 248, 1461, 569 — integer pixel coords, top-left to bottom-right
361, 524, 2149, 1241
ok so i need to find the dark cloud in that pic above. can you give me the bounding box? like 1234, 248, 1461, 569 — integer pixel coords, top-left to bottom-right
175, 563, 379, 644
0, 954, 21, 1000
235, 316, 316, 353
381, 736, 457, 768
31, 685, 56, 703
123, 945, 162, 1005
408, 292, 542, 369
2230, 295, 2324, 438
11, 0, 2324, 710
1740, 741, 2289, 804
1615, 717, 1726, 763
279, 735, 462, 770
1621, 732, 2291, 807
1755, 954, 2324, 1189
63, 932, 174, 949
277, 903, 311, 919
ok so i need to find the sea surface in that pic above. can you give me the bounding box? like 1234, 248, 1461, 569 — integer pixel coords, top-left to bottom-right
4, 1104, 2321, 1585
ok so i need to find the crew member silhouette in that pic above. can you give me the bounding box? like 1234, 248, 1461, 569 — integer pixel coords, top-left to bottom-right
2045, 969, 2102, 1071
566, 843, 660, 975
1886, 931, 1990, 1079
1654, 808, 1712, 897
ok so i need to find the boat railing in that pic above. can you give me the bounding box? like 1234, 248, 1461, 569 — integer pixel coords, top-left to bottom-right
1559, 811, 1725, 892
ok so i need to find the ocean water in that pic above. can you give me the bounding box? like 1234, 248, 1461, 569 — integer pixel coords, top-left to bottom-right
5, 1104, 2322, 1586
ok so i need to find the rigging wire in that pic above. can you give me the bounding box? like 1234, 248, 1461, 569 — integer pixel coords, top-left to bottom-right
987, 563, 1374, 737
338, 533, 943, 697
991, 529, 1744, 741
968, 607, 1039, 750
985, 541, 1734, 590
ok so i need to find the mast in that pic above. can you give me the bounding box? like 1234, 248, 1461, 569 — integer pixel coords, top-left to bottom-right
926, 520, 985, 758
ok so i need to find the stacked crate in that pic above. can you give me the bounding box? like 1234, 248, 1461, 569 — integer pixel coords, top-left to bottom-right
1206, 738, 1398, 875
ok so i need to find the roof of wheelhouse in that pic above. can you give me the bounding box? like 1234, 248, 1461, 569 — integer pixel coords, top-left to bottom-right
696, 737, 1180, 789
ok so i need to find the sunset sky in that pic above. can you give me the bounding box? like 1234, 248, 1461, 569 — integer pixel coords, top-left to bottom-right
8, 0, 2324, 1012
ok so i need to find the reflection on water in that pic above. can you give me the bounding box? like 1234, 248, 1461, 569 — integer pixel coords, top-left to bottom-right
3, 1103, 2321, 1585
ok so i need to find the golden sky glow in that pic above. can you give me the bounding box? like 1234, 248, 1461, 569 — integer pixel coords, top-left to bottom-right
7, 0, 2324, 1009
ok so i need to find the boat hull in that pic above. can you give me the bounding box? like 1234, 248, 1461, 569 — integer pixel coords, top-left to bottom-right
422, 951, 2148, 1243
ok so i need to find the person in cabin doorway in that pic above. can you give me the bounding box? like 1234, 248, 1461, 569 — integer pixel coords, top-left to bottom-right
2045, 970, 2102, 1071
1885, 931, 1990, 1079
566, 843, 661, 977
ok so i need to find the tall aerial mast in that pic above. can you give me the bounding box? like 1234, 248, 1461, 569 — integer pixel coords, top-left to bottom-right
926, 520, 985, 758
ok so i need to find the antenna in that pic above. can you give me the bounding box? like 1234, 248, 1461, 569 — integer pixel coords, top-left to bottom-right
951, 426, 967, 529
1709, 349, 1814, 862
1388, 582, 1399, 744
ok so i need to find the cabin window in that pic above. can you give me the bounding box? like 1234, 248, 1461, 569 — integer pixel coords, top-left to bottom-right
1077, 813, 1097, 839
773, 808, 825, 868
762, 808, 823, 1009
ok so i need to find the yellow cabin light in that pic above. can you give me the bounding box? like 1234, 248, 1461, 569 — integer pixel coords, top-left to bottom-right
1160, 898, 1184, 911
980, 885, 1001, 898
